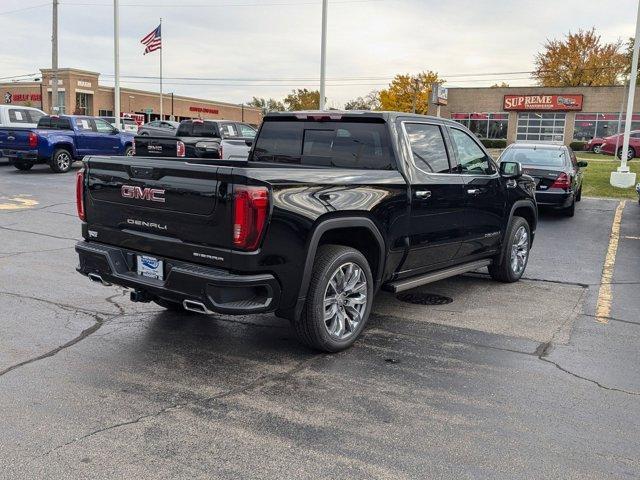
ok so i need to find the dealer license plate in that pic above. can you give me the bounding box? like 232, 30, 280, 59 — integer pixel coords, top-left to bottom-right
137, 255, 164, 280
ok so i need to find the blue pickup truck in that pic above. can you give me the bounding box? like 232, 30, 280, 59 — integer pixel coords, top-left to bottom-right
0, 115, 135, 173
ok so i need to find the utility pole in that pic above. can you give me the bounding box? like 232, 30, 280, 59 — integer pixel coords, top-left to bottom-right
319, 0, 328, 110
611, 0, 640, 188
51, 0, 59, 114
113, 0, 121, 129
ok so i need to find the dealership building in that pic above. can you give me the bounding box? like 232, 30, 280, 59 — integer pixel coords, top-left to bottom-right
440, 85, 640, 146
0, 68, 262, 125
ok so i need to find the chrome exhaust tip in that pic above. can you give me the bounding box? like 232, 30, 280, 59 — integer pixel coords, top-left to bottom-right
182, 300, 211, 314
88, 272, 112, 286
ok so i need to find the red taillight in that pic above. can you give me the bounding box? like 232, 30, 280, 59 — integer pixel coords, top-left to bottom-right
177, 140, 185, 157
233, 185, 269, 251
28, 132, 38, 148
551, 172, 571, 190
76, 169, 86, 221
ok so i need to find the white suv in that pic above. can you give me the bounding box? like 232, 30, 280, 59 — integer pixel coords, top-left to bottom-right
0, 105, 46, 128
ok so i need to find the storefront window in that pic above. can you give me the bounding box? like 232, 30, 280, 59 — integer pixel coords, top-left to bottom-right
75, 92, 92, 115
451, 113, 508, 139
573, 113, 640, 140
516, 112, 565, 142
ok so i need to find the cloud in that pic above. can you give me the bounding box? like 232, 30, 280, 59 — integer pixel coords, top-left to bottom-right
0, 0, 636, 107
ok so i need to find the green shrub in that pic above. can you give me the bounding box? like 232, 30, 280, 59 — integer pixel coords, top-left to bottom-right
480, 139, 507, 149
570, 141, 588, 151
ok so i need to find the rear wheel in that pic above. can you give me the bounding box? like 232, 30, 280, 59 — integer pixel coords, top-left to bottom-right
49, 148, 73, 173
563, 198, 576, 217
592, 145, 602, 154
125, 146, 134, 156
576, 187, 582, 202
489, 216, 530, 283
294, 245, 373, 352
617, 146, 635, 161
14, 162, 33, 171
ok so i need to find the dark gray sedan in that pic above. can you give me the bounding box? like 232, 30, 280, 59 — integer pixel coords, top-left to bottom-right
137, 120, 180, 137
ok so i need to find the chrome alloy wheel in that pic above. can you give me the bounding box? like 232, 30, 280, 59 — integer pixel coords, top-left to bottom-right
510, 225, 529, 276
56, 152, 71, 171
323, 262, 368, 340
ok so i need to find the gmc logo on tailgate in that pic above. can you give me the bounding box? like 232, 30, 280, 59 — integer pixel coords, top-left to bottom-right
121, 185, 166, 203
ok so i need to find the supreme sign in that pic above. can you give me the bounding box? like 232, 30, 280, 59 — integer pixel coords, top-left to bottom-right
503, 94, 583, 111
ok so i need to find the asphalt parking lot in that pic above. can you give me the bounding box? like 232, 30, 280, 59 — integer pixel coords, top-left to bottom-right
1, 160, 639, 479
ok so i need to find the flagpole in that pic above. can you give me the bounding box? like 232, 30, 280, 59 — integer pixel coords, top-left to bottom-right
113, 0, 121, 130
159, 18, 163, 120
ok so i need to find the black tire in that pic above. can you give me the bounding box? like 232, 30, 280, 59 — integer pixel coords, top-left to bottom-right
125, 146, 134, 157
592, 145, 601, 154
488, 216, 531, 283
49, 148, 73, 173
293, 245, 374, 352
617, 146, 635, 161
14, 162, 33, 171
576, 187, 582, 202
563, 198, 576, 217
140, 132, 149, 136
153, 298, 186, 312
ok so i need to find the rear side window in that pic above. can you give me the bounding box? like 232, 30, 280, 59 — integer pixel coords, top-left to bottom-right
178, 121, 219, 137
252, 120, 395, 170
404, 123, 450, 173
36, 116, 71, 130
8, 109, 31, 124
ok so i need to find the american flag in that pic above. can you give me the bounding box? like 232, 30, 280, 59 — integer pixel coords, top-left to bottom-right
141, 24, 161, 55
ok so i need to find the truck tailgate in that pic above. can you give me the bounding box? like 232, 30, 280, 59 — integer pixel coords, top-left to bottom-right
133, 136, 180, 157
0, 128, 34, 153
85, 156, 235, 268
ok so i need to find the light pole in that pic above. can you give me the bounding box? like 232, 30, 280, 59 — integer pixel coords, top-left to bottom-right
113, 0, 121, 130
51, 0, 59, 114
610, 0, 639, 188
319, 0, 328, 110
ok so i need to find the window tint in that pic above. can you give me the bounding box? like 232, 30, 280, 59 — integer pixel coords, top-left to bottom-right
28, 110, 44, 124
36, 116, 71, 130
404, 123, 450, 173
8, 109, 30, 124
238, 124, 257, 138
94, 118, 115, 133
500, 147, 566, 167
148, 121, 160, 127
450, 128, 496, 175
57, 118, 72, 130
180, 121, 218, 137
253, 120, 395, 170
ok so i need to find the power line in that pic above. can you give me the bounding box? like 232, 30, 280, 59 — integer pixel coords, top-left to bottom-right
61, 0, 384, 7
0, 2, 49, 15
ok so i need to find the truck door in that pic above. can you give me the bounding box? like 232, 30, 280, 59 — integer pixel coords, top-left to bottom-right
73, 117, 98, 156
448, 126, 505, 259
398, 121, 466, 276
93, 118, 124, 154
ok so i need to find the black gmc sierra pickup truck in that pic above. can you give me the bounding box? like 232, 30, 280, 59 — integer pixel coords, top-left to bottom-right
75, 111, 537, 352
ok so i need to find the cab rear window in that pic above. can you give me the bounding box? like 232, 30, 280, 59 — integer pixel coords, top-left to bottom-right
37, 116, 72, 130
252, 120, 395, 170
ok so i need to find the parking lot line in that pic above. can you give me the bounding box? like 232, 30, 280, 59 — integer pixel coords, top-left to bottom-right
0, 195, 39, 210
595, 200, 626, 324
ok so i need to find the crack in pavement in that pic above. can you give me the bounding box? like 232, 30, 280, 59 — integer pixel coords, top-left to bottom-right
0, 224, 78, 242
0, 201, 76, 215
0, 246, 75, 258
40, 354, 324, 457
0, 290, 129, 379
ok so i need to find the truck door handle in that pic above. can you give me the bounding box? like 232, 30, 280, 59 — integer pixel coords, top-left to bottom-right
415, 190, 431, 199
467, 188, 481, 195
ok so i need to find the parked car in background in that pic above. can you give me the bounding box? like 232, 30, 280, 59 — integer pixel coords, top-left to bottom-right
600, 131, 640, 160
76, 110, 537, 352
137, 120, 180, 137
0, 115, 135, 173
102, 117, 139, 134
499, 143, 587, 217
133, 119, 257, 160
585, 137, 605, 153
0, 105, 46, 129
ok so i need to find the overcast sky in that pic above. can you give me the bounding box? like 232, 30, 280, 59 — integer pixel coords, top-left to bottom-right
0, 0, 637, 107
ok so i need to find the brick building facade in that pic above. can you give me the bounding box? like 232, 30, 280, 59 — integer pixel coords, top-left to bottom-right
440, 85, 640, 146
1, 68, 262, 125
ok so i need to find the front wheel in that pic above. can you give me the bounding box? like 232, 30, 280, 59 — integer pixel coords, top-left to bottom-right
125, 146, 134, 156
294, 245, 373, 352
592, 145, 602, 154
489, 216, 530, 283
49, 148, 73, 173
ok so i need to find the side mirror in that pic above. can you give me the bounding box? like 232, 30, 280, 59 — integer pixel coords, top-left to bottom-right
500, 161, 523, 179
245, 139, 254, 147
577, 160, 588, 168
112, 128, 120, 134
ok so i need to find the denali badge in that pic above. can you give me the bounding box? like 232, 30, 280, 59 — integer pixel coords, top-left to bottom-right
126, 218, 168, 231
121, 185, 165, 203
